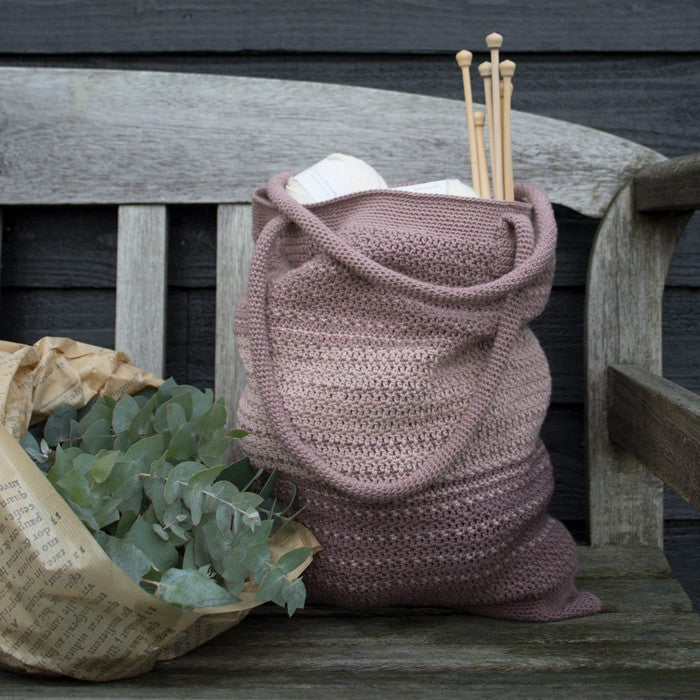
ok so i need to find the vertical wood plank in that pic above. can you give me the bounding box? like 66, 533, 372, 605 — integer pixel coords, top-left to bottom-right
215, 204, 253, 426
585, 183, 692, 547
116, 205, 168, 376
0, 209, 3, 307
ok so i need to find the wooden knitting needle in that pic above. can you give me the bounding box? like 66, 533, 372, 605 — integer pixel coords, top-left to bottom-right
473, 111, 490, 198
500, 59, 516, 200
486, 32, 504, 199
478, 61, 495, 198
455, 50, 480, 195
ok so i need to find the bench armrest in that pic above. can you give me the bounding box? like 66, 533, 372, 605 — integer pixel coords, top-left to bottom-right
608, 364, 700, 510
586, 152, 698, 546
634, 153, 700, 212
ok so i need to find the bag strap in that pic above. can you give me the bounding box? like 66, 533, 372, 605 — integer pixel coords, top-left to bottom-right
245, 179, 540, 503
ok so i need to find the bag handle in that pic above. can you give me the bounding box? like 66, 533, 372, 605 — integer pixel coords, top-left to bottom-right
245, 181, 538, 503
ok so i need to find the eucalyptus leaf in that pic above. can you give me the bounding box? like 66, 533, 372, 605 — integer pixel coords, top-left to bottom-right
101, 535, 152, 583
124, 515, 179, 571
114, 510, 138, 538
182, 540, 195, 570
159, 568, 234, 609
259, 469, 278, 500
90, 450, 120, 484
153, 393, 193, 434
56, 468, 93, 507
217, 457, 255, 491
46, 445, 81, 484
283, 577, 307, 616
20, 431, 41, 458
246, 541, 273, 582
128, 393, 157, 442
185, 465, 226, 526
82, 418, 113, 453
166, 421, 197, 462
125, 434, 165, 469
163, 461, 203, 504
226, 429, 248, 440
78, 403, 113, 435
165, 403, 187, 434
276, 546, 313, 575
255, 569, 287, 604
112, 395, 140, 434
201, 517, 226, 572
44, 404, 77, 447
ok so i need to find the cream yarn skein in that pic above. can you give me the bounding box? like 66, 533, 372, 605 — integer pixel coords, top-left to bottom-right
286, 153, 388, 204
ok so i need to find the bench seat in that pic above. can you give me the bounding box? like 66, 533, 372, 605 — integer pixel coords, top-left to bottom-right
2, 546, 697, 697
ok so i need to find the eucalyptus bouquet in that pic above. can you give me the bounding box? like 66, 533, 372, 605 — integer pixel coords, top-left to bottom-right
20, 378, 310, 614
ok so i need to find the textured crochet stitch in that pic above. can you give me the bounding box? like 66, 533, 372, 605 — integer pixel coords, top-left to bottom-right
235, 172, 602, 622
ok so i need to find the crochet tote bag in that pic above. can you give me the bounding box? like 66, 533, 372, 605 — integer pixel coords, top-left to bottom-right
235, 172, 602, 622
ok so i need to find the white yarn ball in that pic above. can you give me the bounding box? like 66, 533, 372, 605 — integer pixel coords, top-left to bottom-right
444, 179, 478, 198
286, 153, 388, 204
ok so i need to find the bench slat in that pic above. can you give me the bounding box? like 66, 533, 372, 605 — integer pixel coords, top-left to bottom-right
1, 669, 699, 698
215, 204, 253, 424
115, 205, 168, 376
0, 547, 696, 693
608, 364, 700, 510
0, 68, 665, 218
3, 599, 697, 695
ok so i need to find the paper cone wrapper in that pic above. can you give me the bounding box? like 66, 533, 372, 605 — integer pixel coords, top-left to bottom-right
0, 337, 319, 680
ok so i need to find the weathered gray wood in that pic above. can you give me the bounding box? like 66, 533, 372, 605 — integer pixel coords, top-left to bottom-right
575, 544, 672, 578
585, 181, 694, 547
634, 153, 700, 212
0, 547, 696, 694
3, 54, 698, 160
608, 364, 700, 510
2, 669, 700, 699
0, 1, 697, 52
215, 204, 253, 423
0, 68, 665, 217
2, 604, 698, 695
115, 206, 168, 376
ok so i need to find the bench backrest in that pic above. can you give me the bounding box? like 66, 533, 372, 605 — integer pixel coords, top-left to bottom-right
0, 67, 672, 544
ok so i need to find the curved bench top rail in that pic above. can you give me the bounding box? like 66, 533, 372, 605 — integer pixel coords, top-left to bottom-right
0, 67, 665, 218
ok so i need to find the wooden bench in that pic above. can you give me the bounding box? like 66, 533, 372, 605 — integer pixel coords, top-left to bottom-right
0, 67, 698, 697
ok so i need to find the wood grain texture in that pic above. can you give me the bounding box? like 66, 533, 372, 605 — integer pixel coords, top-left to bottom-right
635, 153, 700, 212
0, 549, 697, 697
0, 1, 697, 53
608, 365, 700, 511
115, 206, 168, 376
2, 54, 697, 160
0, 68, 665, 217
2, 669, 700, 698
586, 183, 694, 547
215, 205, 253, 424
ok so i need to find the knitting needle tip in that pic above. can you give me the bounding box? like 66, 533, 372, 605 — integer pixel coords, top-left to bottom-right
485, 32, 503, 49
478, 61, 491, 78
499, 59, 516, 77
455, 49, 473, 68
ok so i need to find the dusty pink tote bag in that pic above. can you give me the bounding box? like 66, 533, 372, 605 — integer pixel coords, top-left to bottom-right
235, 171, 602, 622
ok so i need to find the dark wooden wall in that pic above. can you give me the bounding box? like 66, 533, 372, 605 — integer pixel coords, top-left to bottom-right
0, 1, 698, 607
